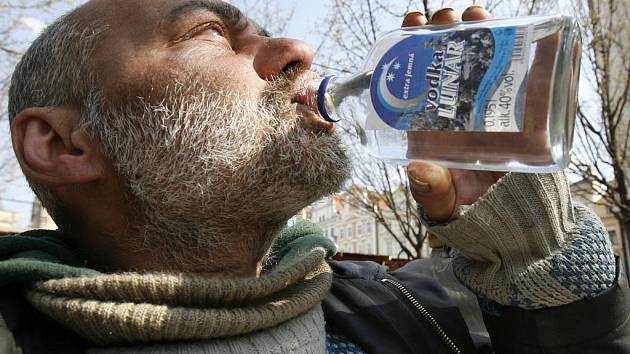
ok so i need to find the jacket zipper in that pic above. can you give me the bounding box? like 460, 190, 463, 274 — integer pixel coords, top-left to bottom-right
380, 278, 463, 354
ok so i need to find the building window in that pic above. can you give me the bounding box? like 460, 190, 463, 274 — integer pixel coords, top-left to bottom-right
366, 223, 372, 234
340, 229, 345, 239
367, 244, 373, 254
357, 224, 363, 235
386, 240, 393, 255
347, 226, 353, 238
609, 230, 618, 245
352, 242, 357, 253
358, 244, 364, 254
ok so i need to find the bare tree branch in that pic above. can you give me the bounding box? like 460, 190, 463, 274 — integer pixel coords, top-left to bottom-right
573, 0, 630, 263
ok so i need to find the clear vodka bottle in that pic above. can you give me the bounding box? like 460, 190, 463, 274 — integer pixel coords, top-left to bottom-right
315, 15, 581, 172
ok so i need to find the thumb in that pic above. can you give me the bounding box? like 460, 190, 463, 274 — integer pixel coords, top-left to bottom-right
407, 161, 457, 223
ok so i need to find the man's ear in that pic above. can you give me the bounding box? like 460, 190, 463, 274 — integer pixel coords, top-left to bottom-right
11, 106, 106, 186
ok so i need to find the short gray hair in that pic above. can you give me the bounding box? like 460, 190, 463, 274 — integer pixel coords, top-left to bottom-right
8, 9, 109, 230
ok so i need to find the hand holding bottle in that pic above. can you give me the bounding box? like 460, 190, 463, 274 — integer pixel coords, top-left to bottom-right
314, 6, 579, 222
405, 6, 566, 223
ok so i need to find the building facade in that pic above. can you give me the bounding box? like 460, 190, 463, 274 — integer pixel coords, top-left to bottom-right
309, 196, 379, 255
0, 197, 56, 236
0, 209, 22, 235
0, 191, 23, 235
29, 200, 57, 230
302, 194, 429, 259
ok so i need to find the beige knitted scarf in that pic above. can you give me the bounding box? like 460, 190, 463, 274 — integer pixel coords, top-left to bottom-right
24, 245, 332, 347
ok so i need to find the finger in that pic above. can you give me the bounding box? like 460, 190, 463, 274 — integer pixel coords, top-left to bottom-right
407, 161, 457, 223
429, 7, 461, 24
402, 10, 428, 27
461, 5, 493, 21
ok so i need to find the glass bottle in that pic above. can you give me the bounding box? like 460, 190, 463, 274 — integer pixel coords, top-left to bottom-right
314, 15, 581, 173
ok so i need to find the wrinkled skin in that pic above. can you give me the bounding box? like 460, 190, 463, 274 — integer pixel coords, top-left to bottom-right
12, 0, 349, 276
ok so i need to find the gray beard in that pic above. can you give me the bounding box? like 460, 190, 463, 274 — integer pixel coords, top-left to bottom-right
93, 73, 350, 270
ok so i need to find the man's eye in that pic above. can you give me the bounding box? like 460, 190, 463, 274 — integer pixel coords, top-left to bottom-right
183, 23, 228, 44
196, 26, 225, 41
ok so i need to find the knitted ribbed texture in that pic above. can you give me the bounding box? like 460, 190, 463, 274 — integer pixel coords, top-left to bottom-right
27, 248, 328, 307
26, 247, 331, 345
86, 305, 327, 354
326, 329, 368, 354
0, 220, 335, 347
425, 172, 616, 309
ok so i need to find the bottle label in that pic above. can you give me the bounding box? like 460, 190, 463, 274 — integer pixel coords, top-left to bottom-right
367, 25, 533, 132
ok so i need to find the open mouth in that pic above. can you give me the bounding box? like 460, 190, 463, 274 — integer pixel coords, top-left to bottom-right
291, 73, 335, 133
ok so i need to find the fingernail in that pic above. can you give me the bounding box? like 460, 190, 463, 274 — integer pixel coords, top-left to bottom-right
463, 5, 487, 15
408, 173, 431, 193
430, 7, 458, 22
402, 9, 427, 27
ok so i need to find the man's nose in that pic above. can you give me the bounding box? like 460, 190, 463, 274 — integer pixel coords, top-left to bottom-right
252, 38, 314, 80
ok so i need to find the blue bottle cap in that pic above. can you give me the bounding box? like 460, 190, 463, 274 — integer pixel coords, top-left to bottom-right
317, 75, 339, 123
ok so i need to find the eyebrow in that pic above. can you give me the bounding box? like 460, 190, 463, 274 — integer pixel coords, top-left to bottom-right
169, 0, 271, 37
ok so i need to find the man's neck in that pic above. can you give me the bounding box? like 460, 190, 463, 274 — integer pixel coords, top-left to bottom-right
66, 223, 279, 277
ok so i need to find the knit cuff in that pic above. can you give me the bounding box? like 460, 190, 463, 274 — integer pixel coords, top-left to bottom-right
425, 172, 616, 309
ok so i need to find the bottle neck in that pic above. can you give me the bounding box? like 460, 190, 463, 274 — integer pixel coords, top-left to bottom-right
315, 71, 373, 124
317, 75, 339, 123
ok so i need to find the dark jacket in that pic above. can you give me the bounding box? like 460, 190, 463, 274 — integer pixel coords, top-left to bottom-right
323, 259, 630, 354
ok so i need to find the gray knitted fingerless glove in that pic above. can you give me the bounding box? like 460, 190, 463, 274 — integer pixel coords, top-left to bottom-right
422, 172, 616, 310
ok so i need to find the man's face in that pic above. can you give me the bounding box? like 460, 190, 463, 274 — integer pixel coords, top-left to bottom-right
80, 0, 350, 259
88, 0, 287, 107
